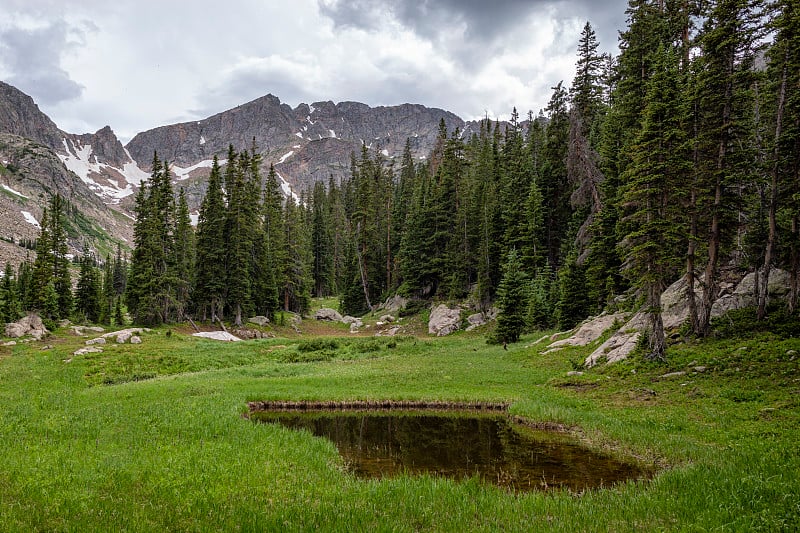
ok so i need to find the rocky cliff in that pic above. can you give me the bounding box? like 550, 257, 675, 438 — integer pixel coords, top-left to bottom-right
125, 94, 467, 194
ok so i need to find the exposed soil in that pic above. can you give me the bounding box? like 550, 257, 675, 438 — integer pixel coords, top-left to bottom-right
248, 399, 510, 415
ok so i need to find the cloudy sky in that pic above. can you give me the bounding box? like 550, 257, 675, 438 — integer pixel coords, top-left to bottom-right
0, 0, 628, 143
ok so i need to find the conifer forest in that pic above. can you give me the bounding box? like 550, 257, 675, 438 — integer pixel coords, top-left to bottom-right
3, 0, 799, 362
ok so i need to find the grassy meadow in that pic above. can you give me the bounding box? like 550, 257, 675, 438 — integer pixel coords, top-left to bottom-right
0, 307, 798, 531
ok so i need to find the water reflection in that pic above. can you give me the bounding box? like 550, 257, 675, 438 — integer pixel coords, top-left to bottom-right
252, 410, 649, 492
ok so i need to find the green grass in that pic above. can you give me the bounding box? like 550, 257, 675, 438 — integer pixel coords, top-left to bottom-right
0, 326, 798, 531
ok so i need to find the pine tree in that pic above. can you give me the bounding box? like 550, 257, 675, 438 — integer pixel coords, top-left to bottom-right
173, 188, 194, 318
224, 149, 253, 326
764, 0, 800, 313
311, 181, 335, 297
281, 196, 312, 314
259, 164, 286, 319
193, 156, 227, 321
75, 250, 102, 323
693, 0, 765, 335
618, 45, 688, 360
492, 250, 529, 344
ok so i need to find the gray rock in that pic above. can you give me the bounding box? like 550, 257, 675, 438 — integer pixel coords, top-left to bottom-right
659, 371, 687, 379
130, 336, 142, 344
5, 314, 48, 340
100, 328, 149, 340
73, 346, 103, 356
315, 308, 343, 322
549, 312, 627, 349
116, 332, 132, 344
248, 316, 270, 326
584, 313, 646, 367
349, 323, 360, 334
380, 295, 409, 314
375, 326, 401, 337
2, 341, 16, 346
692, 366, 707, 373
428, 304, 461, 337
566, 371, 584, 377
378, 314, 395, 323
465, 309, 499, 331
86, 337, 106, 346
342, 316, 363, 327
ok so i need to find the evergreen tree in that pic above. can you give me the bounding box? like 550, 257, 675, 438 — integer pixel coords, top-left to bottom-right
492, 250, 529, 344
618, 45, 688, 360
259, 163, 286, 318
311, 180, 335, 297
224, 149, 253, 326
173, 188, 194, 318
281, 196, 312, 314
75, 250, 102, 323
193, 156, 227, 321
693, 0, 765, 335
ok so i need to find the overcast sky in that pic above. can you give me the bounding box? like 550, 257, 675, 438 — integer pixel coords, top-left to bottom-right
0, 0, 628, 143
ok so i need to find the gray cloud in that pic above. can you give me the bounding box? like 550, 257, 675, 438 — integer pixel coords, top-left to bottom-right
318, 0, 627, 58
0, 20, 87, 105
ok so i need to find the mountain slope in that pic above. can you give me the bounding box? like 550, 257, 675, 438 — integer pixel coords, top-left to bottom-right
125, 94, 468, 195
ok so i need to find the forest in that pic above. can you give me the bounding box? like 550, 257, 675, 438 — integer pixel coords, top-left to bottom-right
1, 0, 798, 362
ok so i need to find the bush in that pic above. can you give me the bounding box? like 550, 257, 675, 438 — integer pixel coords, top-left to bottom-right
296, 339, 340, 353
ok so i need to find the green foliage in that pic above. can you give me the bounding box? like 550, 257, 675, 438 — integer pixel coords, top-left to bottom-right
492, 250, 529, 344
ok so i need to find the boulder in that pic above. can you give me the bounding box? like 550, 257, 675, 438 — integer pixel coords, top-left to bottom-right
130, 336, 142, 344
101, 328, 149, 340
465, 308, 498, 331
548, 312, 627, 349
380, 295, 409, 313
342, 316, 363, 328
349, 323, 360, 334
5, 314, 48, 340
584, 313, 646, 367
73, 346, 103, 356
375, 326, 401, 337
116, 332, 132, 344
86, 337, 106, 346
379, 314, 395, 323
192, 331, 242, 341
428, 304, 461, 337
315, 308, 343, 322
71, 325, 105, 336
2, 341, 16, 346
248, 316, 270, 327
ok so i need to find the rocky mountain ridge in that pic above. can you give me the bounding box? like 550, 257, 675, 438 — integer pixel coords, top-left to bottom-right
0, 80, 492, 259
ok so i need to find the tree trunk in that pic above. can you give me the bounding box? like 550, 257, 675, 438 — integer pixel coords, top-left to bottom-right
646, 281, 666, 362
759, 55, 788, 319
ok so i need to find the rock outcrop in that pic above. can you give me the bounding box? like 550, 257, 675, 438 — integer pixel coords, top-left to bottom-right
315, 308, 343, 322
428, 305, 462, 337
5, 314, 48, 340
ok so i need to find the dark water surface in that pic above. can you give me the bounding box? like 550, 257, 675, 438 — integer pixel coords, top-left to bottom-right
252, 410, 650, 492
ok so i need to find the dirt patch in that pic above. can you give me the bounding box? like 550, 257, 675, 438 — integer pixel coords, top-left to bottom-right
248, 399, 510, 414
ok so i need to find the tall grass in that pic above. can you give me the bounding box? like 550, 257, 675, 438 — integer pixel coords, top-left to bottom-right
0, 327, 797, 531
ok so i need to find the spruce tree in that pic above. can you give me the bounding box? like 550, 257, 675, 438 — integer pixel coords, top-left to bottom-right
618, 45, 688, 360
193, 156, 227, 321
75, 250, 102, 323
492, 250, 529, 344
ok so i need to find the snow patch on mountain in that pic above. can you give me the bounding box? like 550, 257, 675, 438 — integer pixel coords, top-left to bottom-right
1, 184, 28, 198
57, 138, 147, 203
171, 159, 217, 180
21, 210, 39, 227
275, 171, 300, 203
277, 151, 294, 164
199, 135, 206, 145
329, 129, 336, 138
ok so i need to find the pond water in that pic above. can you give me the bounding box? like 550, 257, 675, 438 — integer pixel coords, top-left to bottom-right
252, 410, 650, 492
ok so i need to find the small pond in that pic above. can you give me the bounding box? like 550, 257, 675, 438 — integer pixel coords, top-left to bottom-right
251, 407, 650, 492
